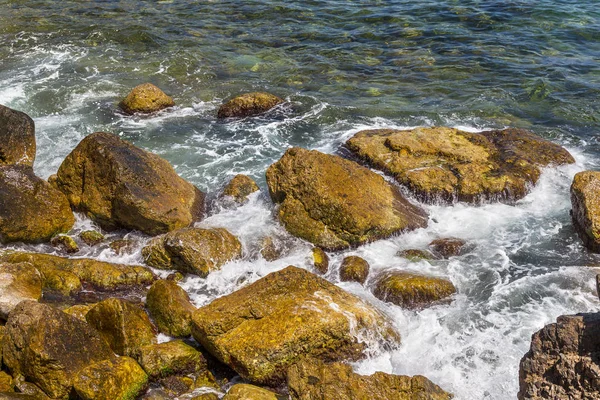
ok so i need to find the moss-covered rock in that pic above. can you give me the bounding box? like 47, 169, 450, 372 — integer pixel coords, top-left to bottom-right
191, 266, 399, 385
86, 298, 157, 357
158, 374, 218, 398
142, 227, 242, 277
397, 249, 436, 262
339, 256, 370, 284
55, 132, 205, 235
571, 171, 600, 252
63, 303, 94, 321
2, 301, 113, 398
73, 356, 148, 400
346, 127, 574, 203
135, 340, 212, 381
217, 92, 284, 119
222, 174, 259, 203
146, 280, 195, 337
0, 262, 42, 319
0, 104, 35, 167
0, 371, 13, 392
0, 165, 75, 243
79, 230, 105, 246
373, 271, 456, 309
119, 83, 174, 115
223, 384, 283, 400
312, 247, 329, 274
287, 358, 453, 400
429, 238, 466, 258
50, 234, 79, 254
266, 148, 428, 250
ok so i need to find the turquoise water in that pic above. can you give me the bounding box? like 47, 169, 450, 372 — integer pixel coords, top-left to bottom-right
1, 1, 600, 399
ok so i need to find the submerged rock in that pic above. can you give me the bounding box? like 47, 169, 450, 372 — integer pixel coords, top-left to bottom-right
518, 313, 600, 399
110, 239, 138, 255
259, 236, 284, 261
119, 83, 174, 115
570, 171, 600, 252
266, 148, 428, 250
429, 238, 466, 259
287, 358, 453, 400
55, 132, 205, 235
339, 256, 370, 284
373, 271, 456, 309
217, 92, 284, 119
0, 104, 36, 167
79, 230, 105, 246
346, 127, 574, 203
73, 356, 148, 400
146, 280, 196, 337
191, 266, 399, 385
50, 234, 79, 254
142, 227, 242, 277
312, 247, 329, 274
397, 248, 436, 262
0, 165, 75, 243
222, 174, 259, 203
0, 262, 42, 319
223, 384, 283, 400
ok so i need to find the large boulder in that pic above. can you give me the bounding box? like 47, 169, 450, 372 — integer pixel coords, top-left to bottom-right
0, 105, 35, 167
571, 171, 600, 252
135, 340, 212, 381
119, 83, 174, 115
287, 358, 452, 400
0, 262, 42, 319
373, 271, 456, 309
518, 313, 600, 399
191, 266, 399, 385
54, 132, 205, 235
2, 301, 114, 398
142, 227, 242, 277
346, 127, 575, 203
0, 165, 75, 243
217, 92, 284, 119
146, 280, 196, 337
266, 148, 428, 250
73, 356, 148, 400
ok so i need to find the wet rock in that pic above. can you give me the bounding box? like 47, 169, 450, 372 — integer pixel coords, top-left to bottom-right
429, 238, 466, 258
223, 384, 282, 400
312, 247, 329, 274
259, 236, 283, 262
79, 230, 105, 246
518, 313, 600, 400
50, 234, 79, 254
63, 303, 94, 321
373, 271, 456, 309
86, 298, 157, 357
339, 256, 370, 284
287, 358, 453, 400
110, 239, 137, 255
346, 127, 574, 203
2, 301, 113, 398
146, 280, 195, 337
0, 371, 13, 392
73, 356, 148, 400
135, 340, 213, 381
0, 104, 35, 167
55, 132, 205, 235
142, 227, 242, 277
191, 394, 220, 400
571, 171, 600, 252
119, 83, 174, 115
158, 374, 218, 398
222, 174, 259, 203
0, 262, 42, 319
397, 249, 436, 262
191, 266, 399, 385
0, 165, 75, 243
217, 92, 284, 119
266, 148, 428, 250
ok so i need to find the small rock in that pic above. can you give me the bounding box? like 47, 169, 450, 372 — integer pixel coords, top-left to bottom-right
167, 272, 185, 281
50, 234, 80, 254
119, 83, 174, 115
429, 238, 466, 258
312, 247, 329, 274
73, 356, 148, 400
223, 384, 282, 400
0, 262, 42, 319
339, 256, 370, 284
373, 271, 456, 309
259, 236, 282, 261
80, 230, 105, 246
397, 248, 436, 261
217, 92, 284, 119
0, 371, 13, 392
222, 174, 259, 203
571, 171, 600, 251
146, 280, 196, 337
135, 340, 213, 381
0, 104, 36, 167
110, 239, 138, 255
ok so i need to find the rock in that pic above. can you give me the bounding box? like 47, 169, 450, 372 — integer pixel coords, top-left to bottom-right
571, 171, 600, 252
217, 92, 284, 119
79, 230, 105, 246
0, 262, 42, 319
0, 104, 35, 167
119, 83, 174, 115
146, 280, 195, 337
287, 358, 453, 400
50, 234, 79, 254
266, 148, 428, 250
63, 303, 94, 321
110, 239, 137, 255
223, 384, 282, 400
86, 298, 156, 357
191, 266, 399, 385
0, 371, 13, 392
10, 378, 49, 399
2, 301, 113, 398
259, 236, 283, 262
346, 127, 575, 203
597, 274, 600, 301
142, 227, 242, 277
222, 174, 259, 203
429, 238, 466, 259
397, 249, 436, 262
373, 271, 456, 309
339, 256, 370, 284
0, 165, 75, 243
158, 374, 218, 398
55, 132, 205, 235
191, 394, 220, 400
518, 313, 600, 399
73, 356, 148, 400
0, 325, 4, 365
312, 247, 329, 274
135, 340, 212, 381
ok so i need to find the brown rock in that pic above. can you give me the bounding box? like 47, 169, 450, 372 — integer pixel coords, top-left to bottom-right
79, 230, 105, 246
259, 236, 283, 262
571, 171, 600, 252
110, 239, 138, 255
222, 174, 259, 203
0, 262, 42, 319
135, 340, 212, 381
0, 104, 35, 167
50, 234, 79, 254
119, 83, 174, 115
146, 280, 196, 337
223, 384, 283, 400
73, 356, 148, 400
217, 92, 284, 119
339, 256, 370, 284
429, 238, 466, 259
312, 247, 329, 274
0, 371, 13, 392
397, 249, 436, 261
373, 271, 456, 309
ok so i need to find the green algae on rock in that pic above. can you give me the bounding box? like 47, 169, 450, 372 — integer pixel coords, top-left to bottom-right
266, 147, 428, 250
0, 104, 36, 167
0, 262, 42, 319
191, 266, 400, 385
146, 280, 196, 337
135, 340, 212, 380
312, 247, 329, 274
346, 127, 574, 204
373, 271, 456, 309
55, 132, 205, 235
119, 83, 174, 115
73, 356, 148, 400
79, 230, 105, 246
50, 234, 79, 254
222, 174, 260, 203
217, 92, 284, 119
570, 171, 600, 252
339, 256, 370, 284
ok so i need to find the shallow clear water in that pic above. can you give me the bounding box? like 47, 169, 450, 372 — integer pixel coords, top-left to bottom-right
1, 1, 600, 399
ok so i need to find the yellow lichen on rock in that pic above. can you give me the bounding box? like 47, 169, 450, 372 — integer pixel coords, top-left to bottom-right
119, 83, 174, 115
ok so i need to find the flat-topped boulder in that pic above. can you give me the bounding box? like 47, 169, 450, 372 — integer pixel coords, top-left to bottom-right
191, 266, 399, 385
266, 148, 428, 250
373, 271, 456, 309
0, 165, 75, 243
346, 127, 574, 203
54, 132, 205, 235
119, 83, 174, 115
0, 104, 36, 167
217, 92, 284, 119
571, 171, 600, 252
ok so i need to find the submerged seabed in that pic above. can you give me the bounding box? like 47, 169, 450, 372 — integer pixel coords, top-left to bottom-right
1, 1, 600, 399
